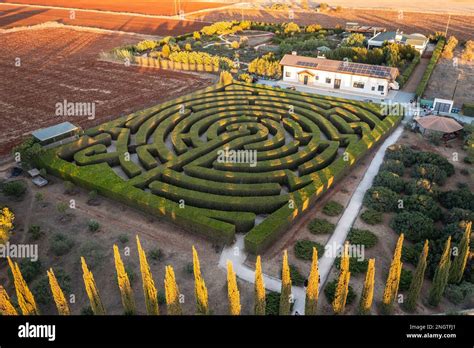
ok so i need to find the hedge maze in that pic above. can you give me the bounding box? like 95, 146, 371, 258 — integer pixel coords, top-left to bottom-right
38, 82, 401, 253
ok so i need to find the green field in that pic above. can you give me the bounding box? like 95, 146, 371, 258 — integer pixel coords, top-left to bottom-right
38, 82, 401, 253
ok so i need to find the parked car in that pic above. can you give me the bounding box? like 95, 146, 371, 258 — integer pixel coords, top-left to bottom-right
286, 86, 296, 91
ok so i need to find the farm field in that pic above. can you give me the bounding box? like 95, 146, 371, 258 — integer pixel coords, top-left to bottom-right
302, 0, 474, 14
0, 27, 216, 157
38, 81, 400, 254
190, 8, 474, 41
0, 4, 208, 35
3, 0, 229, 16
424, 48, 474, 109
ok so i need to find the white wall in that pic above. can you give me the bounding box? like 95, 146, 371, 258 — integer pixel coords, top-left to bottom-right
282, 65, 390, 96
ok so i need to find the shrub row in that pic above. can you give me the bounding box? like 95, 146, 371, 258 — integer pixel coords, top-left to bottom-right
37, 149, 238, 244
415, 38, 446, 97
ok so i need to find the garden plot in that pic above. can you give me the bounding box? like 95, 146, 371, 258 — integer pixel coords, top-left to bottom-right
38, 82, 401, 254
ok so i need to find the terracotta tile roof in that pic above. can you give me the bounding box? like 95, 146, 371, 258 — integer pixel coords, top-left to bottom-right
415, 115, 464, 133
280, 54, 399, 80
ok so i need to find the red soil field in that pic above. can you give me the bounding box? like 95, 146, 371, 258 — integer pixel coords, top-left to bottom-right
3, 0, 227, 16
0, 28, 216, 157
0, 4, 208, 35
190, 8, 474, 41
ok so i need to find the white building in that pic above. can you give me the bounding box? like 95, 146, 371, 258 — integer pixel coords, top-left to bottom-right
367, 31, 429, 54
280, 54, 399, 97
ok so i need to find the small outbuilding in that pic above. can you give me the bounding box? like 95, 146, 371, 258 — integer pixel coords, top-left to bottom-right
415, 115, 463, 140
32, 121, 81, 146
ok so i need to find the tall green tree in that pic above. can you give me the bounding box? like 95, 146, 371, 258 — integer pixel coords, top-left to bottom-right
192, 246, 209, 315
0, 207, 14, 245
227, 261, 241, 315
305, 248, 319, 315
81, 257, 106, 315
136, 236, 159, 315
47, 268, 70, 315
449, 222, 471, 284
113, 245, 136, 315
428, 236, 452, 306
0, 285, 18, 315
381, 234, 404, 314
7, 257, 39, 315
405, 240, 429, 312
254, 255, 266, 315
164, 265, 182, 315
333, 243, 350, 314
359, 258, 375, 314
279, 250, 292, 315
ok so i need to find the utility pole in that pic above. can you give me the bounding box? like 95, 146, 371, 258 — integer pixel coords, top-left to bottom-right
445, 14, 451, 37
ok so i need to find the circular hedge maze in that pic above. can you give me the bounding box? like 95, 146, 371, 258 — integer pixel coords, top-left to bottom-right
39, 82, 401, 253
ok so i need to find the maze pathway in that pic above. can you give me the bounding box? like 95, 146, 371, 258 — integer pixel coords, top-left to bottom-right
39, 82, 401, 253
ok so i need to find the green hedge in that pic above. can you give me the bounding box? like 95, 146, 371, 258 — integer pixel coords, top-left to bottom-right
37, 149, 236, 244
294, 239, 324, 260
415, 38, 446, 97
347, 228, 378, 248
308, 218, 335, 234
36, 81, 401, 253
322, 201, 344, 216
245, 112, 401, 254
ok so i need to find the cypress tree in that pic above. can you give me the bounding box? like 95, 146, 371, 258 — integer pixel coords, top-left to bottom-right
381, 234, 404, 314
192, 246, 209, 315
7, 257, 39, 315
279, 250, 292, 315
254, 255, 266, 315
136, 236, 159, 315
305, 247, 319, 315
227, 261, 241, 315
359, 258, 375, 315
47, 268, 70, 315
428, 236, 452, 306
81, 257, 106, 315
113, 245, 136, 315
0, 285, 18, 315
0, 207, 14, 244
405, 240, 429, 312
333, 243, 351, 315
449, 222, 471, 284
164, 265, 182, 315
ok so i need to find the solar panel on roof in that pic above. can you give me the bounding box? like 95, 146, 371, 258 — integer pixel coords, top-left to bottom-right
296, 61, 318, 68
338, 62, 392, 78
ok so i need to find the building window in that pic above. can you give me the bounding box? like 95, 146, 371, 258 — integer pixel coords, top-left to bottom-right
285, 71, 291, 77
378, 85, 385, 92
371, 86, 375, 91
315, 75, 319, 80
353, 82, 365, 89
326, 78, 331, 84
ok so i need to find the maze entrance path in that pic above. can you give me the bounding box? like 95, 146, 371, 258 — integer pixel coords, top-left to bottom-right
39, 81, 401, 253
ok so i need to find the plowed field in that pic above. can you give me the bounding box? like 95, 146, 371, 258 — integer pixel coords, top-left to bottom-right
0, 28, 216, 157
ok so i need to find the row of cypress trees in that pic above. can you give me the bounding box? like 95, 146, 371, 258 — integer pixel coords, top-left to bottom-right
0, 222, 470, 315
